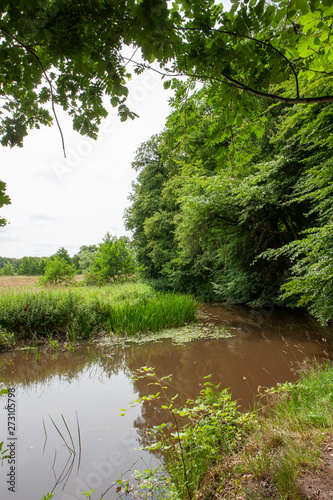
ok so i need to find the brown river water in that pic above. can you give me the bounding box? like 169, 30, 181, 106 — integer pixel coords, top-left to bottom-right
0, 304, 332, 500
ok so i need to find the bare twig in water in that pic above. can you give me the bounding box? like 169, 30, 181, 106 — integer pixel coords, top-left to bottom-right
48, 413, 74, 454
76, 411, 82, 475
42, 417, 48, 455
44, 412, 82, 493
100, 458, 140, 500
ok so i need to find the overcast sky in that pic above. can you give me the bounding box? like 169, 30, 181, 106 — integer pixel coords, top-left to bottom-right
0, 69, 173, 258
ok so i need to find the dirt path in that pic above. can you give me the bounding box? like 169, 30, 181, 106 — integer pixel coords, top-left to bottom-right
300, 435, 333, 499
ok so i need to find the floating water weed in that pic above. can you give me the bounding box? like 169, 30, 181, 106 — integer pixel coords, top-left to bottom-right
97, 321, 233, 348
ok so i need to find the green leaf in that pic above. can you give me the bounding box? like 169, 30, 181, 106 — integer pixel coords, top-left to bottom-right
110, 96, 119, 107
296, 0, 310, 14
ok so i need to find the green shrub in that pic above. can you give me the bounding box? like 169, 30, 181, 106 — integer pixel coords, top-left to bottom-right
0, 327, 16, 350
39, 256, 76, 285
128, 368, 252, 499
84, 233, 136, 285
0, 262, 16, 276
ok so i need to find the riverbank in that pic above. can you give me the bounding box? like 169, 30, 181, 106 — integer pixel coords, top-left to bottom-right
0, 280, 199, 350
1, 277, 332, 499
205, 362, 333, 499
143, 361, 333, 500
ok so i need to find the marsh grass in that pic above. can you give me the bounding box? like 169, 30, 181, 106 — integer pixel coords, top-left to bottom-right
0, 282, 198, 345
108, 293, 199, 335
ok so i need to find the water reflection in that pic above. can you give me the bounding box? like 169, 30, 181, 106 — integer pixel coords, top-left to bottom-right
0, 305, 331, 500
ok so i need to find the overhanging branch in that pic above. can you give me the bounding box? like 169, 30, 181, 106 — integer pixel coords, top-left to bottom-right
0, 27, 66, 156
123, 57, 333, 104
174, 25, 301, 99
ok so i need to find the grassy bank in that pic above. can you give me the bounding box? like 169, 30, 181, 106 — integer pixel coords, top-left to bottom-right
208, 361, 333, 499
0, 282, 199, 349
130, 362, 333, 500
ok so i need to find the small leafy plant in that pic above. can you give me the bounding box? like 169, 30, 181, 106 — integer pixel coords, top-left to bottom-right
127, 367, 253, 499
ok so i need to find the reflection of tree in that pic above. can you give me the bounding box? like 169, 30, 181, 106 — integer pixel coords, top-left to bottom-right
0, 342, 131, 390
122, 306, 332, 452
0, 304, 331, 454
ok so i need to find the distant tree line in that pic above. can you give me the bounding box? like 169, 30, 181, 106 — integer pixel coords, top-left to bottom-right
0, 235, 136, 285
0, 247, 73, 276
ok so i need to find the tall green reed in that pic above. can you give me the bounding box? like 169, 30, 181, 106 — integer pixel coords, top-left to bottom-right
0, 284, 198, 341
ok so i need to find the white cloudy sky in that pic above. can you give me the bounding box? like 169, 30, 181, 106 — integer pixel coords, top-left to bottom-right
0, 69, 173, 258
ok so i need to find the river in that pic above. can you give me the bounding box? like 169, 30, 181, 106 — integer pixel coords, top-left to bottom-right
0, 304, 331, 500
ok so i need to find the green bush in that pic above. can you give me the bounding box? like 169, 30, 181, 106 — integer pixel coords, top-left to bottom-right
0, 327, 16, 350
0, 262, 16, 276
39, 256, 76, 285
84, 233, 136, 285
128, 368, 252, 499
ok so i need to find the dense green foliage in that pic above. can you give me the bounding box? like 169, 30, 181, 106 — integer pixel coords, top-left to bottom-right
0, 236, 134, 281
125, 75, 333, 323
18, 256, 48, 275
73, 245, 98, 272
0, 262, 16, 276
1, 0, 333, 324
39, 255, 76, 285
84, 233, 136, 285
0, 282, 197, 342
0, 0, 332, 149
0, 248, 76, 276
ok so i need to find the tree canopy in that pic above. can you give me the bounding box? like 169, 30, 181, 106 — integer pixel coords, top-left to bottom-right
125, 73, 333, 324
0, 0, 333, 149
1, 1, 333, 324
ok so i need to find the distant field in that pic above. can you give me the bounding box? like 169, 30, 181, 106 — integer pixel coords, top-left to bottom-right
0, 275, 83, 290
0, 276, 39, 289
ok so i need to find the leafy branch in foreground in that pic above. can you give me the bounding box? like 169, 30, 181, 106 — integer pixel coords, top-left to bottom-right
1, 0, 333, 148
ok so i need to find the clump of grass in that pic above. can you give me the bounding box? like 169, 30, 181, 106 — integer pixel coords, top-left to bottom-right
0, 289, 98, 339
0, 283, 198, 344
108, 293, 198, 335
0, 327, 16, 350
